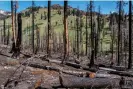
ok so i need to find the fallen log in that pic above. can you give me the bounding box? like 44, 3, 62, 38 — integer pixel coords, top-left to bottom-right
98, 64, 126, 71
39, 57, 98, 72
99, 67, 116, 72
58, 75, 120, 88
109, 70, 133, 77
65, 62, 81, 68
22, 62, 91, 77
95, 73, 121, 79
23, 62, 123, 79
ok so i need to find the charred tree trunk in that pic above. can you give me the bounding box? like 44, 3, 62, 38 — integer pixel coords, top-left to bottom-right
7, 24, 10, 45
35, 25, 40, 54
1, 29, 2, 44
62, 1, 69, 63
47, 0, 51, 57
76, 8, 79, 59
89, 1, 95, 68
128, 1, 132, 69
117, 1, 121, 66
3, 19, 5, 45
85, 5, 88, 56
15, 13, 22, 56
95, 6, 101, 60
80, 16, 83, 55
32, 1, 35, 53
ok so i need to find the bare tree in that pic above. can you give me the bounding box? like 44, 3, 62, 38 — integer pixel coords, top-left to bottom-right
95, 6, 101, 60
9, 1, 16, 53
85, 4, 89, 55
3, 19, 5, 45
128, 1, 132, 69
62, 1, 69, 64
89, 1, 95, 68
47, 0, 51, 57
7, 24, 10, 45
32, 1, 35, 53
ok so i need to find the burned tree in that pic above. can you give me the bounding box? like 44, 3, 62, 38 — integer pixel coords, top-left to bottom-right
116, 1, 126, 66
76, 8, 80, 59
94, 6, 101, 60
80, 13, 84, 55
32, 1, 35, 53
35, 25, 40, 54
62, 1, 69, 64
9, 1, 16, 54
128, 1, 132, 69
7, 24, 10, 45
47, 0, 51, 57
3, 19, 5, 45
86, 4, 89, 56
89, 1, 95, 68
110, 12, 116, 66
15, 13, 22, 56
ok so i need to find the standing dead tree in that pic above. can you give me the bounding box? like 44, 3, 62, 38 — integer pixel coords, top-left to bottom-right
15, 13, 22, 57
32, 1, 35, 53
7, 24, 10, 45
9, 1, 18, 56
1, 29, 2, 44
3, 19, 5, 45
94, 6, 101, 60
128, 1, 132, 69
116, 1, 126, 66
89, 1, 95, 68
117, 1, 123, 66
79, 12, 84, 55
117, 1, 121, 66
110, 12, 116, 66
86, 4, 89, 56
47, 0, 51, 57
35, 25, 40, 54
76, 8, 80, 59
62, 1, 69, 64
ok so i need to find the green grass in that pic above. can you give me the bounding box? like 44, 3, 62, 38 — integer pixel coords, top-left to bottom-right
0, 8, 113, 52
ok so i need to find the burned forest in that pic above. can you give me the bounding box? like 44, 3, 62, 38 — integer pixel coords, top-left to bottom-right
0, 0, 133, 89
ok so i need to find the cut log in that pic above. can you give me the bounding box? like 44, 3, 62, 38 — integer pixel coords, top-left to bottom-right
23, 62, 60, 72
59, 75, 120, 88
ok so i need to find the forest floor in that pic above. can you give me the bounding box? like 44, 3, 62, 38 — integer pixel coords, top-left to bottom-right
0, 45, 133, 89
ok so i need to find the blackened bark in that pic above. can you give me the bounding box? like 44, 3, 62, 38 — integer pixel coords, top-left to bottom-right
95, 6, 101, 59
47, 0, 51, 57
1, 29, 2, 43
117, 1, 121, 66
128, 1, 132, 69
32, 1, 35, 53
17, 13, 22, 47
76, 9, 79, 59
85, 5, 88, 56
89, 1, 95, 68
62, 1, 69, 63
7, 24, 10, 45
3, 19, 5, 45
